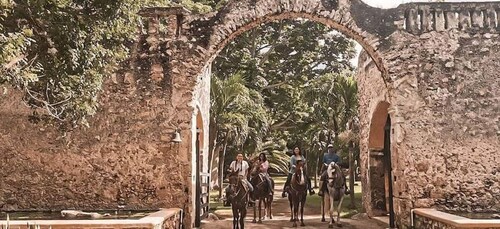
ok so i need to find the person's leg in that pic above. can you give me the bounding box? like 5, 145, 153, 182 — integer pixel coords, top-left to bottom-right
344, 175, 350, 194
306, 175, 315, 195
245, 179, 254, 192
318, 170, 328, 196
244, 179, 255, 204
265, 174, 273, 194
282, 173, 292, 197
224, 186, 231, 206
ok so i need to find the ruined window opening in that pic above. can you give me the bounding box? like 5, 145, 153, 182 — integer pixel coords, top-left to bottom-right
444, 11, 449, 30
495, 10, 499, 28
418, 10, 423, 30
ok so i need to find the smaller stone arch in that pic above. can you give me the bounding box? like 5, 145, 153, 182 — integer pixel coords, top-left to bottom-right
368, 101, 390, 151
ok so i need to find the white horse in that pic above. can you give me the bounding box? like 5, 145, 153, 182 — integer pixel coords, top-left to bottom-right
322, 162, 345, 228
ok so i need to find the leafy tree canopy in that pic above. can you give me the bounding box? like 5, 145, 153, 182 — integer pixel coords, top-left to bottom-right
0, 0, 217, 125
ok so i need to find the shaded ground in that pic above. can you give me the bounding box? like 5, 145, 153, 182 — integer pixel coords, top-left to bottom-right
202, 179, 387, 229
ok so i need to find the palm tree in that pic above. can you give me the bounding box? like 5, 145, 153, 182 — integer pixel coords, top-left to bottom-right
209, 73, 268, 199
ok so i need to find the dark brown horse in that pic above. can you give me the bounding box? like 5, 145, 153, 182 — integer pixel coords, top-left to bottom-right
249, 160, 274, 223
288, 160, 307, 227
227, 170, 250, 229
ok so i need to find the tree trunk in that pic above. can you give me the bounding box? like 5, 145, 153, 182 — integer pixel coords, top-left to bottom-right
314, 154, 319, 188
208, 118, 218, 189
218, 141, 228, 199
349, 141, 356, 209
210, 143, 223, 191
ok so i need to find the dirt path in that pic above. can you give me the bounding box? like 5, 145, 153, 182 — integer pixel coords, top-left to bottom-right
202, 188, 387, 229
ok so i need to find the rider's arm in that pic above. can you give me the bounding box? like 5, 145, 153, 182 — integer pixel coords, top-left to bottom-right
228, 161, 235, 172
260, 161, 269, 172
290, 155, 296, 170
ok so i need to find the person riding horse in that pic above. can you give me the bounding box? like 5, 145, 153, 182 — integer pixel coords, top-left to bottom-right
282, 146, 315, 198
318, 144, 349, 197
256, 153, 273, 195
226, 153, 254, 204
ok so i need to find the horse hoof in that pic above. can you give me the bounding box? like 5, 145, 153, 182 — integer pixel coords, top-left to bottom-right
321, 218, 326, 222
252, 219, 256, 223
258, 220, 262, 224
300, 223, 305, 227
328, 224, 334, 228
290, 218, 294, 222
292, 223, 297, 227
337, 223, 342, 227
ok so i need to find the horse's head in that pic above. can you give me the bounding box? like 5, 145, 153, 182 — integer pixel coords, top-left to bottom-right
250, 158, 260, 176
327, 162, 344, 188
227, 170, 240, 192
293, 160, 306, 186
327, 162, 340, 178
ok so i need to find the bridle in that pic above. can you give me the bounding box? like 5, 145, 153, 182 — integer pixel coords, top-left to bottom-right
290, 166, 307, 194
327, 163, 344, 189
228, 175, 248, 204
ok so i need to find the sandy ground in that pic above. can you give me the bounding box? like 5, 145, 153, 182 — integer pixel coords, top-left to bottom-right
201, 187, 387, 229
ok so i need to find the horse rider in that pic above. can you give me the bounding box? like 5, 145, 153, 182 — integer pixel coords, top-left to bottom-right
227, 153, 254, 203
318, 144, 350, 197
282, 146, 315, 198
257, 153, 274, 195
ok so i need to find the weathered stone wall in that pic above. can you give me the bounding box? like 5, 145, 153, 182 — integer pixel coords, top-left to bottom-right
358, 30, 500, 228
0, 48, 195, 226
1, 1, 500, 228
356, 50, 390, 217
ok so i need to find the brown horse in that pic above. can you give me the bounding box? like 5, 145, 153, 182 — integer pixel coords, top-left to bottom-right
288, 160, 307, 227
227, 170, 250, 229
249, 160, 274, 223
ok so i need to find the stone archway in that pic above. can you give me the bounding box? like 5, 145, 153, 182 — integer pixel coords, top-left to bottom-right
2, 1, 500, 229
366, 101, 393, 217
179, 1, 394, 226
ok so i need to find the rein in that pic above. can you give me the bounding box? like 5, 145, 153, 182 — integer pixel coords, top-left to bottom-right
327, 165, 344, 190
229, 177, 248, 204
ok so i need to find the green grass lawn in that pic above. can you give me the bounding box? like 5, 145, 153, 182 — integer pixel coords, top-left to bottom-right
208, 176, 363, 218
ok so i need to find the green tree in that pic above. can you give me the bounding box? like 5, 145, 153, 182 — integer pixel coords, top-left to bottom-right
0, 0, 216, 125
211, 19, 358, 188
208, 73, 267, 197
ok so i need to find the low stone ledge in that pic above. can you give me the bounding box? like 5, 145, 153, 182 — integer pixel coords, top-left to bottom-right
0, 208, 183, 229
414, 208, 500, 229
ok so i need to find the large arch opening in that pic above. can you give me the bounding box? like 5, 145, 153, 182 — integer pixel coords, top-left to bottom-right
366, 101, 395, 226
186, 1, 395, 227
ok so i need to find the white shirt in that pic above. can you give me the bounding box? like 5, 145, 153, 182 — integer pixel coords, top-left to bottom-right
230, 160, 249, 178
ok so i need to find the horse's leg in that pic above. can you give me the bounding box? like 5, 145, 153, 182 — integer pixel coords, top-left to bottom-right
292, 200, 299, 227
258, 198, 263, 223
268, 196, 273, 219
289, 196, 294, 222
241, 207, 246, 229
300, 197, 306, 226
252, 197, 257, 223
328, 195, 335, 228
232, 207, 238, 229
336, 195, 344, 227
321, 194, 325, 222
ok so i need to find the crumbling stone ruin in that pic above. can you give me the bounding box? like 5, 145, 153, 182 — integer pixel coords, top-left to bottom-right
1, 0, 498, 228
